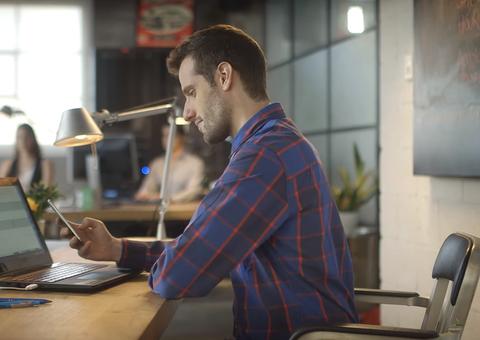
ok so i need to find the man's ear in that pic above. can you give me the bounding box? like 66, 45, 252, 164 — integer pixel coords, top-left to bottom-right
216, 62, 233, 91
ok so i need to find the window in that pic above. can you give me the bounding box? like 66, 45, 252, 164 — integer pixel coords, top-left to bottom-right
265, 0, 378, 226
0, 2, 89, 145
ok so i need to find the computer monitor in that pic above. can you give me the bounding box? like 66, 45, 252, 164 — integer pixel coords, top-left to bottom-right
71, 144, 90, 182
70, 134, 140, 201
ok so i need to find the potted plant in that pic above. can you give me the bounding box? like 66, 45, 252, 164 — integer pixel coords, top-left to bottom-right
26, 183, 60, 235
331, 143, 377, 235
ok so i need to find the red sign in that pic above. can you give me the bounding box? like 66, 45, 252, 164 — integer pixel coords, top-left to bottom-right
137, 0, 194, 48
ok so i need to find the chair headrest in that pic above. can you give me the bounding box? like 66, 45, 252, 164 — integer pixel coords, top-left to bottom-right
432, 233, 473, 305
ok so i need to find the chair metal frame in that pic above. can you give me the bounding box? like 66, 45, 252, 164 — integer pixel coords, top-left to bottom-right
290, 232, 480, 340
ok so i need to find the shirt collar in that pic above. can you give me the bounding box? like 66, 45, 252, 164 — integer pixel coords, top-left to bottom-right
230, 102, 285, 156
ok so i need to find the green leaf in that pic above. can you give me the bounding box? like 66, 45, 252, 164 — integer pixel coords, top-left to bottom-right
333, 143, 377, 211
354, 143, 365, 179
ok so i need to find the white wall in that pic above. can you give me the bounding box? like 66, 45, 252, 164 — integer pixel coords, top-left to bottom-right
380, 1, 480, 339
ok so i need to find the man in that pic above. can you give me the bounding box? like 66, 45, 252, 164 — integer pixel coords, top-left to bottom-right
63, 24, 358, 340
135, 125, 204, 203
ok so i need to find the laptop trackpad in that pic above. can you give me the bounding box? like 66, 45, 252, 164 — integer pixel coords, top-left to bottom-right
77, 271, 117, 280
61, 267, 127, 285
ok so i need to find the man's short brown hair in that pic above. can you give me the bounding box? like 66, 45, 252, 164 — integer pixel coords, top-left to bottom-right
167, 24, 268, 101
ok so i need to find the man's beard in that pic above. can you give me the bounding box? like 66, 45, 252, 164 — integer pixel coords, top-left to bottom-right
202, 89, 231, 144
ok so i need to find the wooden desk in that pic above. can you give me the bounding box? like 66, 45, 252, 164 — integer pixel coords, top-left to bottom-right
0, 241, 178, 340
43, 201, 199, 223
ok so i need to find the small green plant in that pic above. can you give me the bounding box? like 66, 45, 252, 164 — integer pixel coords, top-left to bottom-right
26, 183, 61, 220
332, 143, 377, 212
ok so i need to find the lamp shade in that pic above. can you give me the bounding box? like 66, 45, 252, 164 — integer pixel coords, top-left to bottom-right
54, 108, 104, 147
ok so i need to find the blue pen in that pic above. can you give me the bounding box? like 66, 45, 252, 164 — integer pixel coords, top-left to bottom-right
0, 298, 52, 309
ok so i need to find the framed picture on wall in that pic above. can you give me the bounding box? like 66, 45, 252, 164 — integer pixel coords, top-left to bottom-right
414, 0, 480, 177
137, 0, 194, 48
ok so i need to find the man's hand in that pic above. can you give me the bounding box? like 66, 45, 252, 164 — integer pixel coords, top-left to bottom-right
59, 217, 122, 262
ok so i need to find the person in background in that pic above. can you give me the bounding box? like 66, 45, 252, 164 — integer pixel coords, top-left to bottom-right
62, 25, 357, 339
134, 124, 204, 203
0, 123, 54, 191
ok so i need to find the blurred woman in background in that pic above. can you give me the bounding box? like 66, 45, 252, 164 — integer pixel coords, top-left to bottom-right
0, 123, 54, 191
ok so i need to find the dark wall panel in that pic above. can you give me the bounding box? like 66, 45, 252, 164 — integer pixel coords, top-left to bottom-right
94, 0, 137, 48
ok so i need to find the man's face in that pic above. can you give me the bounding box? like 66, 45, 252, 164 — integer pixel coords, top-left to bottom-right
179, 56, 231, 144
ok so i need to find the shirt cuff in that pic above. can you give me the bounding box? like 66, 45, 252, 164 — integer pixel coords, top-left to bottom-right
117, 239, 148, 271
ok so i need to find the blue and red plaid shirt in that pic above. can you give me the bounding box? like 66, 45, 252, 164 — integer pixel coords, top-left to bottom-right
118, 103, 358, 339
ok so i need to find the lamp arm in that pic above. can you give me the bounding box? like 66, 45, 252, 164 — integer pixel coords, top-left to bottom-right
92, 97, 177, 126
156, 115, 177, 239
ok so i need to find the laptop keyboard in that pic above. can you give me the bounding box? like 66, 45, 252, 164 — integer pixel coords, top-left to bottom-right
7, 263, 107, 283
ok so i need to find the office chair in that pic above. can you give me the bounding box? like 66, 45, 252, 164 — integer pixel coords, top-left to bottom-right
290, 232, 480, 340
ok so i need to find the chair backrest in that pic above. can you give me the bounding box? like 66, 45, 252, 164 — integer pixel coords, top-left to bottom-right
421, 232, 480, 338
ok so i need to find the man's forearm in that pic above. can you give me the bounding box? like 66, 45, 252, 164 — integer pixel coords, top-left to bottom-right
112, 238, 123, 262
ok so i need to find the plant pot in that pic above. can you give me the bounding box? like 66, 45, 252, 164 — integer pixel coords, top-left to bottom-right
339, 211, 359, 237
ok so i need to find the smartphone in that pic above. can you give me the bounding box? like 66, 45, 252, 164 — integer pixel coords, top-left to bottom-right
47, 199, 82, 241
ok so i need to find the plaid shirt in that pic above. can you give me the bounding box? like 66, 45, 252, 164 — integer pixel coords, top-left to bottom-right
118, 103, 358, 340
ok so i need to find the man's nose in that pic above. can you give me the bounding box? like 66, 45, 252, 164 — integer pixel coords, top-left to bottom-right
183, 107, 196, 121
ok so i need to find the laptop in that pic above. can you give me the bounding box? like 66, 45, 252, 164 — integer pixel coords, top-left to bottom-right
0, 177, 139, 292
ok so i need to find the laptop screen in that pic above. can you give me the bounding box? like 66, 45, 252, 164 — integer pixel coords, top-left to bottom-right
0, 178, 51, 274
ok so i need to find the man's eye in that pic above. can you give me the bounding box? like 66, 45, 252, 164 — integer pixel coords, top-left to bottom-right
189, 90, 196, 97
